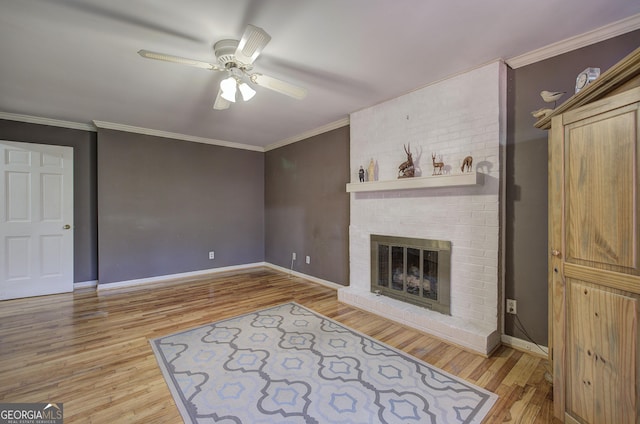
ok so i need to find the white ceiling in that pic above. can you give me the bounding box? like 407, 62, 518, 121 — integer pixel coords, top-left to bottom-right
1, 1, 639, 149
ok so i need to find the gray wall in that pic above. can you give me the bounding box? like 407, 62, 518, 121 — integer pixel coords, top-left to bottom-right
0, 119, 98, 283
505, 29, 640, 345
265, 126, 350, 285
97, 129, 264, 284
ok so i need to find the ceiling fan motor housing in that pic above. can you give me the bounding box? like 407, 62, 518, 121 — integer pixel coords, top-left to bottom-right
214, 39, 242, 68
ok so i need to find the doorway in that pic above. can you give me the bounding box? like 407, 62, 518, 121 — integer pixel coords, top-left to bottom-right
0, 140, 74, 299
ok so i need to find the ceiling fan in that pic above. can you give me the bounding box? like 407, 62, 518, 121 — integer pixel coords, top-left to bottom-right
138, 24, 308, 110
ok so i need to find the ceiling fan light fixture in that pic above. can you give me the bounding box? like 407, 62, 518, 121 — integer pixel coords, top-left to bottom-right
238, 82, 256, 101
139, 24, 307, 109
220, 76, 237, 102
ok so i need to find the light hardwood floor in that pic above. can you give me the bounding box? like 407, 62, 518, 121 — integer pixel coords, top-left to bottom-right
0, 267, 560, 423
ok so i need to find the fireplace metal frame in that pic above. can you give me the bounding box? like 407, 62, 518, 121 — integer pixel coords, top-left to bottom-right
370, 234, 451, 315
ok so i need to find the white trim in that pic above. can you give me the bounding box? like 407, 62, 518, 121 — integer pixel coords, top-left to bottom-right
74, 280, 98, 289
96, 262, 344, 292
96, 262, 265, 292
501, 334, 549, 358
0, 111, 96, 132
93, 120, 264, 152
263, 262, 344, 290
264, 117, 350, 152
506, 13, 640, 69
499, 62, 508, 337
0, 112, 350, 153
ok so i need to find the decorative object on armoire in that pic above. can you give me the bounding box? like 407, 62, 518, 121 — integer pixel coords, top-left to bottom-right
536, 46, 640, 424
461, 155, 473, 173
397, 144, 415, 178
358, 166, 365, 182
531, 108, 553, 119
367, 158, 375, 181
431, 153, 445, 175
540, 90, 566, 108
574, 67, 600, 93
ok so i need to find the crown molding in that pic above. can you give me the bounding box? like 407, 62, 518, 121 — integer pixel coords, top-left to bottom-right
0, 112, 351, 153
93, 120, 263, 152
506, 13, 640, 69
0, 111, 96, 132
264, 117, 350, 152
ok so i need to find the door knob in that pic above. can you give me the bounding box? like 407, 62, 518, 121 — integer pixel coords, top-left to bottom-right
63, 224, 71, 230
551, 249, 561, 257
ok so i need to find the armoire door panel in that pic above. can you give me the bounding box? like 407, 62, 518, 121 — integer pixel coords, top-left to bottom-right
567, 279, 638, 424
564, 107, 638, 273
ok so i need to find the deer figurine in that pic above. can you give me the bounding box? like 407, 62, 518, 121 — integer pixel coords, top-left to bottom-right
461, 155, 473, 172
398, 144, 415, 178
431, 153, 444, 175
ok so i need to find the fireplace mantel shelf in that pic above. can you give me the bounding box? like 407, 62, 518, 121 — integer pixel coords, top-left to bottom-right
346, 172, 480, 193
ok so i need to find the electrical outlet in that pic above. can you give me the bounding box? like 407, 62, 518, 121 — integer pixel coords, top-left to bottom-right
208, 251, 215, 260
506, 299, 517, 314
292, 252, 296, 260
306, 256, 310, 264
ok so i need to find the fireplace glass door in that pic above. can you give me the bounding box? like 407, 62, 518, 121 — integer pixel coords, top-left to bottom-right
371, 235, 450, 314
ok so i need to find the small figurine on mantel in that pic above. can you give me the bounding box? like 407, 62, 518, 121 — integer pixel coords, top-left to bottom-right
432, 153, 444, 175
398, 144, 415, 179
367, 158, 375, 181
461, 155, 473, 173
358, 166, 365, 182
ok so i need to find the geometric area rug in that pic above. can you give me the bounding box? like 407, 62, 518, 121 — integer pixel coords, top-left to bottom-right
150, 302, 497, 423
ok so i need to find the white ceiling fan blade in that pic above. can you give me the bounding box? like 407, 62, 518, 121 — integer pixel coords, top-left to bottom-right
250, 73, 307, 100
138, 49, 222, 71
213, 88, 231, 110
234, 25, 271, 65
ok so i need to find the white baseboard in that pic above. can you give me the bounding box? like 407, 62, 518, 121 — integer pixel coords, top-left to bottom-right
95, 262, 344, 293
74, 280, 97, 289
262, 263, 345, 290
96, 262, 265, 292
501, 334, 548, 358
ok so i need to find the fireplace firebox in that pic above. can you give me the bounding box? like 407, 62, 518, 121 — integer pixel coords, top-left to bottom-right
371, 235, 451, 314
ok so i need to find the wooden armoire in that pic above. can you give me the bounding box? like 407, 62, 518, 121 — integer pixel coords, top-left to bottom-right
536, 47, 640, 424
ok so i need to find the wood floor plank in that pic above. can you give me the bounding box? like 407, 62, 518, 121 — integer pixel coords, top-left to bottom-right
0, 267, 560, 423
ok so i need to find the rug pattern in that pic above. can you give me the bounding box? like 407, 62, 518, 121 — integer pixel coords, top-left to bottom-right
151, 302, 496, 423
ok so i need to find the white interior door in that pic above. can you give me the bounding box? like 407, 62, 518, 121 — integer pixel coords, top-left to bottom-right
1, 140, 73, 299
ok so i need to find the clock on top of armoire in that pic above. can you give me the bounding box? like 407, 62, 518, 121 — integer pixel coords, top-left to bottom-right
536, 46, 640, 424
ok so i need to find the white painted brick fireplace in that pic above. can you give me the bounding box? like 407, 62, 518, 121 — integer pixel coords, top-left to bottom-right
338, 61, 506, 355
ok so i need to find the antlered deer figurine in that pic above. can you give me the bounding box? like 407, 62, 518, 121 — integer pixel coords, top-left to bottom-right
398, 144, 415, 178
432, 153, 444, 175
461, 156, 473, 172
